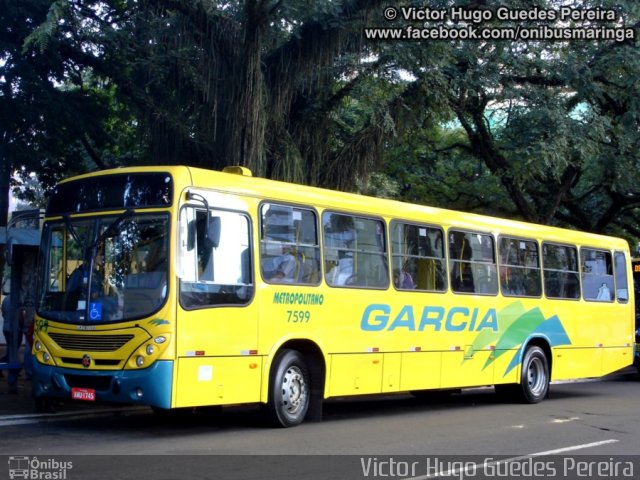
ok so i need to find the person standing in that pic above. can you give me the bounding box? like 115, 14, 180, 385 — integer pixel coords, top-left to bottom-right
0, 292, 8, 378
22, 298, 35, 380
1, 291, 22, 393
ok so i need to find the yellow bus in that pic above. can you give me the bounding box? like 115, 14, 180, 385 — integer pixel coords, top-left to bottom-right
32, 166, 635, 426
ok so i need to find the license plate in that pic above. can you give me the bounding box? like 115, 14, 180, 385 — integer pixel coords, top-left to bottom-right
71, 387, 96, 401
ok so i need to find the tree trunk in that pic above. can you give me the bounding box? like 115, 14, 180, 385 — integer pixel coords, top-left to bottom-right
0, 133, 10, 291
226, 1, 267, 174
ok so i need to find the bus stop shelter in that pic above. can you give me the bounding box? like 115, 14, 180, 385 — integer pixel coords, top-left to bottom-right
1, 210, 42, 373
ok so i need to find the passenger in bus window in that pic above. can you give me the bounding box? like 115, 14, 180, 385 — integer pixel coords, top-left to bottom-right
596, 282, 612, 301
261, 207, 299, 283
324, 214, 356, 286
262, 248, 298, 283
325, 214, 355, 249
328, 256, 354, 285
394, 260, 415, 289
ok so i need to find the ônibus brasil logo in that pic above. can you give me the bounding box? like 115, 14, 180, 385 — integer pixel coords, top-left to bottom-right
8, 456, 73, 479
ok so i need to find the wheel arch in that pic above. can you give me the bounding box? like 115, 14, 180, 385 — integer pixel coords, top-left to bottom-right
523, 336, 553, 379
262, 338, 327, 422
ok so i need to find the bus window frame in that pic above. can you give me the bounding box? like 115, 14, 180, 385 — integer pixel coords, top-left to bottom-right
177, 204, 255, 310
389, 219, 447, 294
447, 228, 499, 296
497, 234, 543, 299
258, 201, 322, 287
322, 210, 390, 290
541, 241, 581, 301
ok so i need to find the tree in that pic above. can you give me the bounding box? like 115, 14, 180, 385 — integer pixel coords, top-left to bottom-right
27, 0, 390, 187
6, 0, 640, 244
377, 0, 640, 238
0, 0, 139, 211
0, 0, 144, 282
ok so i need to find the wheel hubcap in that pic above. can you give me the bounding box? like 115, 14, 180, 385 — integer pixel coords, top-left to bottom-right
527, 357, 546, 396
281, 366, 307, 415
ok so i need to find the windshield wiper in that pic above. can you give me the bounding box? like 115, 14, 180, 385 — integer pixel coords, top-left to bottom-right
63, 213, 83, 246
64, 209, 135, 254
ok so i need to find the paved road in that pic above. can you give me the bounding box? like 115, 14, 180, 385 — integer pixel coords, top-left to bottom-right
1, 370, 639, 479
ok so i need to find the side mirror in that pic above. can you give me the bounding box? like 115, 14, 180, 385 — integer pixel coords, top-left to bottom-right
206, 216, 221, 249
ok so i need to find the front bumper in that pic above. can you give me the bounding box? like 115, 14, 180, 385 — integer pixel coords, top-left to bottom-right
32, 360, 174, 409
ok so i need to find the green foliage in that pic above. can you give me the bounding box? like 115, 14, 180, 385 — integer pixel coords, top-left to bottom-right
22, 0, 68, 54
373, 0, 640, 240
0, 0, 143, 218
2, 0, 640, 245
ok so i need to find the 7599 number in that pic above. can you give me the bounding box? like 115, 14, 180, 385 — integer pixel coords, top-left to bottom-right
287, 310, 311, 323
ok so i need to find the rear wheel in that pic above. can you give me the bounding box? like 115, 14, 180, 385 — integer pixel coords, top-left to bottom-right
517, 346, 549, 403
266, 349, 310, 427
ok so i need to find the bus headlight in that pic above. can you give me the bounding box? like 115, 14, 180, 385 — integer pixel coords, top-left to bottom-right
33, 337, 54, 365
126, 334, 171, 369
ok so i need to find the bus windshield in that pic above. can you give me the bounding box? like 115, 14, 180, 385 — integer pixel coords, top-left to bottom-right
37, 213, 169, 324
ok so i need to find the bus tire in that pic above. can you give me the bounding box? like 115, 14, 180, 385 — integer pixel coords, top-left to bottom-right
517, 346, 549, 403
266, 349, 310, 427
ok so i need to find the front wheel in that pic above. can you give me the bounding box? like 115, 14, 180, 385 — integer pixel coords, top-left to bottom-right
518, 346, 549, 403
266, 349, 310, 427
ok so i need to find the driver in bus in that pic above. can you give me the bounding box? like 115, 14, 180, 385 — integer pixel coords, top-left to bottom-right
67, 253, 104, 299
67, 251, 117, 319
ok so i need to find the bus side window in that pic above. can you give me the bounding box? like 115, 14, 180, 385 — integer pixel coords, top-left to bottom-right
449, 230, 498, 295
498, 237, 542, 297
542, 243, 580, 299
260, 203, 321, 285
323, 212, 388, 289
179, 207, 254, 308
391, 221, 446, 292
581, 248, 614, 302
614, 252, 629, 303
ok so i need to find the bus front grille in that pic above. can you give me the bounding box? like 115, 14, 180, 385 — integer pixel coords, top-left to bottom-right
64, 374, 113, 391
49, 333, 134, 352
61, 357, 121, 366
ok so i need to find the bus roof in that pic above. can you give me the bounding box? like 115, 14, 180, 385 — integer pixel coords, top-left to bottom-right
60, 165, 629, 250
